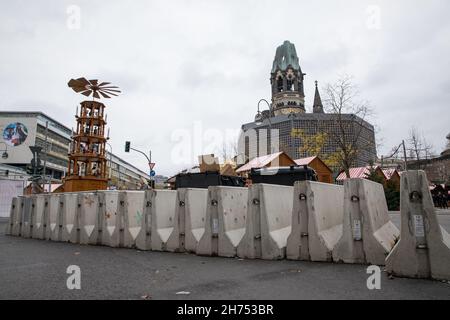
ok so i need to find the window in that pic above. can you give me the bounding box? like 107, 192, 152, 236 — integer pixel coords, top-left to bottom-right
277, 77, 283, 92
287, 79, 294, 91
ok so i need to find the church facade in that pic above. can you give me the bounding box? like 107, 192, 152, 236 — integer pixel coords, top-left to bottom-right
240, 40, 377, 170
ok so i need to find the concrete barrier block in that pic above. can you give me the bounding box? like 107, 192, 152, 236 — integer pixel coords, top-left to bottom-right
197, 186, 247, 257
31, 194, 46, 239
151, 190, 177, 251
238, 184, 293, 260
122, 191, 145, 248
6, 197, 19, 236
286, 181, 344, 262
333, 179, 400, 265
21, 196, 33, 238
45, 194, 62, 241
165, 189, 187, 252
99, 191, 122, 247
78, 192, 101, 245
11, 196, 24, 236
386, 170, 450, 280
184, 188, 208, 253
165, 188, 209, 253
135, 190, 153, 250
60, 193, 80, 243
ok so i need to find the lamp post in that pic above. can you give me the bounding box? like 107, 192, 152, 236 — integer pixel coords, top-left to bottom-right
106, 142, 114, 186
255, 99, 273, 154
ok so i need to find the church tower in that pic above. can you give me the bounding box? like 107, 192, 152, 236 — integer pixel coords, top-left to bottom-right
312, 80, 324, 113
270, 40, 305, 116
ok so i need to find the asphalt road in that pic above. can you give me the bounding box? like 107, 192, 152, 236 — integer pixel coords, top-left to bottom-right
0, 216, 449, 300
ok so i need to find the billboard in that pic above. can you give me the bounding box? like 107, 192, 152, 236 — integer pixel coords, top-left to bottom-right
0, 117, 37, 164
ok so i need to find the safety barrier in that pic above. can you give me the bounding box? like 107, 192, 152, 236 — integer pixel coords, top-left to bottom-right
45, 194, 62, 241
151, 190, 177, 251
237, 184, 293, 260
165, 188, 209, 253
78, 192, 101, 245
165, 189, 187, 252
135, 190, 153, 250
386, 170, 450, 280
122, 191, 145, 248
197, 186, 248, 257
99, 191, 122, 247
333, 179, 399, 265
31, 194, 46, 239
60, 193, 80, 243
286, 181, 344, 262
6, 197, 19, 236
184, 188, 208, 253
20, 196, 33, 238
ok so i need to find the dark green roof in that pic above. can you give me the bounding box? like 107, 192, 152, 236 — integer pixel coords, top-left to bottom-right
271, 40, 301, 73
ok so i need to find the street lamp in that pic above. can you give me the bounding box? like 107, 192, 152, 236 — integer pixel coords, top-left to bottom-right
255, 99, 271, 126
255, 99, 274, 154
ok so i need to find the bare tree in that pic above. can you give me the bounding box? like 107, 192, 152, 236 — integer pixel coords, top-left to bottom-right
323, 75, 375, 178
407, 126, 434, 162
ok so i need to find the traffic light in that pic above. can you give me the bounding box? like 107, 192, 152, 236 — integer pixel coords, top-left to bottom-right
36, 166, 44, 175
125, 141, 130, 152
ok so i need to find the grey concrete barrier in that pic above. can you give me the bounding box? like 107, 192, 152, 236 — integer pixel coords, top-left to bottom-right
165, 188, 209, 253
5, 197, 19, 236
45, 194, 62, 241
197, 186, 248, 257
31, 194, 46, 239
184, 188, 208, 253
60, 193, 80, 243
21, 196, 33, 238
135, 190, 153, 250
165, 189, 187, 252
11, 196, 24, 236
237, 184, 293, 260
151, 190, 177, 251
333, 179, 400, 265
386, 170, 450, 280
286, 181, 344, 262
122, 191, 145, 248
99, 191, 122, 247
78, 192, 101, 245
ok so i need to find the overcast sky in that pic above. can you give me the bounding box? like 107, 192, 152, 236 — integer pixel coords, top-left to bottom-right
1, 0, 449, 176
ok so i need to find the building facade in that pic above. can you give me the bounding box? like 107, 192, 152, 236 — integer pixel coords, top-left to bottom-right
0, 111, 150, 188
240, 40, 377, 171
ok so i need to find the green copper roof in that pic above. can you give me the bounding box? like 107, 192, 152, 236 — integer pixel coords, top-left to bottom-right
271, 40, 301, 73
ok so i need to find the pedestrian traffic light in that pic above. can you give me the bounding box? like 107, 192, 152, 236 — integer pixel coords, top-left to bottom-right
125, 141, 130, 152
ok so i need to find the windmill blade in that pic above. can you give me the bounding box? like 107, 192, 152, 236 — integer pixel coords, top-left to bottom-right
102, 89, 121, 93
98, 82, 110, 86
89, 79, 98, 85
102, 90, 118, 96
93, 91, 101, 99
100, 86, 120, 90
75, 77, 90, 85
81, 90, 92, 97
68, 79, 86, 91
70, 85, 87, 93
99, 91, 111, 99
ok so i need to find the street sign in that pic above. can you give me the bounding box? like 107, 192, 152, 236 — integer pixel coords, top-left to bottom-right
150, 170, 156, 177
149, 162, 156, 170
